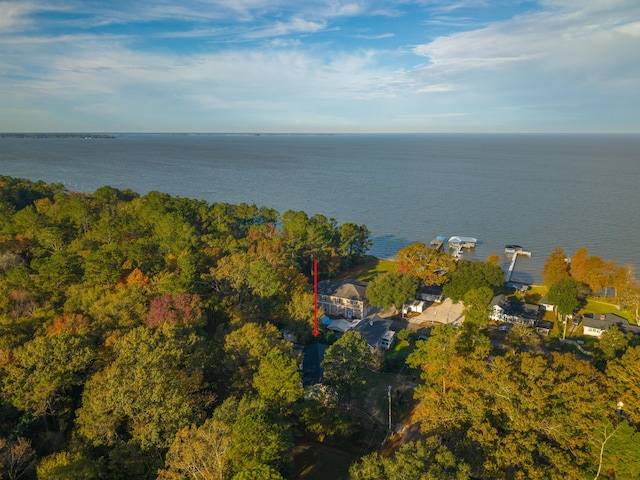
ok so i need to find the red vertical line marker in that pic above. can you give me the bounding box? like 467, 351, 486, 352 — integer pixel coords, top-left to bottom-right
313, 258, 318, 337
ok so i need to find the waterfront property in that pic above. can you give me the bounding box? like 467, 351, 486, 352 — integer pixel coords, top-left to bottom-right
489, 295, 542, 326
318, 279, 372, 320
582, 313, 640, 338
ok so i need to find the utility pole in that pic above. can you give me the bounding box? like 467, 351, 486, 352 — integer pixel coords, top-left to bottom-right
388, 385, 392, 432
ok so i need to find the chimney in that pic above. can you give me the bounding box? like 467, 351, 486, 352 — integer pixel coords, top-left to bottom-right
600, 314, 606, 321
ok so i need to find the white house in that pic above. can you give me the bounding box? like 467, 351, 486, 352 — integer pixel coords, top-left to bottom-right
582, 313, 640, 338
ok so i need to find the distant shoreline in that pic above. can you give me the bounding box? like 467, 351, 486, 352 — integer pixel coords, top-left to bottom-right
0, 133, 117, 139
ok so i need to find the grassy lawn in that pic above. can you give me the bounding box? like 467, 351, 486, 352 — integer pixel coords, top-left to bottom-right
581, 298, 633, 322
335, 255, 395, 282
515, 284, 635, 324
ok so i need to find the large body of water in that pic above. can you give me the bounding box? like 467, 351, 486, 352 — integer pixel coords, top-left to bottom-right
1, 133, 639, 284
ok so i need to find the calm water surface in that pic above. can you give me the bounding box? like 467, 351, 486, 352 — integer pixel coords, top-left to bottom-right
1, 133, 639, 284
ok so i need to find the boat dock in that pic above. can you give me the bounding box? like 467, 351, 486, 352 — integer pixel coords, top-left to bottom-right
505, 248, 531, 284
430, 235, 446, 251
448, 236, 477, 249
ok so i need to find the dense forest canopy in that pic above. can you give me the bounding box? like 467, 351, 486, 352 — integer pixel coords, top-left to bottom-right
0, 175, 374, 479
0, 175, 639, 480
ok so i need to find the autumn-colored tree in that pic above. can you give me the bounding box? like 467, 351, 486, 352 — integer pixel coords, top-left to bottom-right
0, 437, 36, 480
542, 247, 570, 286
486, 253, 500, 265
146, 293, 205, 329
395, 242, 455, 286
612, 264, 635, 299
570, 247, 589, 283
584, 255, 606, 294
159, 418, 231, 480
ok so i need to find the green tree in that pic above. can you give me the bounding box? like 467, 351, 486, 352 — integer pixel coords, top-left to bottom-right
232, 464, 284, 480
321, 331, 372, 403
279, 210, 336, 274
461, 286, 493, 326
606, 346, 640, 427
442, 260, 504, 303
36, 451, 100, 480
220, 397, 292, 475
2, 330, 96, 420
598, 420, 640, 480
76, 324, 210, 450
593, 326, 629, 371
366, 272, 418, 312
547, 277, 584, 339
349, 438, 471, 480
542, 247, 570, 286
223, 322, 291, 394
338, 223, 372, 268
252, 350, 303, 409
407, 324, 461, 401
456, 287, 493, 354
504, 322, 541, 353
31, 251, 83, 303
411, 350, 613, 479
395, 242, 455, 286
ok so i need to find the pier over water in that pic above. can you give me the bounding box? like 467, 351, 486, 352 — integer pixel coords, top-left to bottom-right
506, 249, 531, 285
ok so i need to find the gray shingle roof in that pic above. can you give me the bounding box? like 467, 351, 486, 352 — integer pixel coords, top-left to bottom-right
352, 314, 393, 349
318, 279, 368, 302
583, 313, 640, 335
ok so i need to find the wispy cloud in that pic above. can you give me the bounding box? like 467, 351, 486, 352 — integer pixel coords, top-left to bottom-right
1, 0, 639, 132
351, 32, 395, 39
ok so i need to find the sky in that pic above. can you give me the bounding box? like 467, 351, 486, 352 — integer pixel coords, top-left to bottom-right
1, 0, 639, 133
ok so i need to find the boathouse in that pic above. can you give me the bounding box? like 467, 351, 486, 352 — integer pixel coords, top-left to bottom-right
448, 236, 477, 249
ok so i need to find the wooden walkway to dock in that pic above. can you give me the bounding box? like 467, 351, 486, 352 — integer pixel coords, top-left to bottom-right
505, 249, 531, 283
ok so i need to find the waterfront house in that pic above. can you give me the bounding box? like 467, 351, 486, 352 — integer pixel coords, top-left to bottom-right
490, 295, 542, 326
318, 279, 372, 320
582, 313, 640, 338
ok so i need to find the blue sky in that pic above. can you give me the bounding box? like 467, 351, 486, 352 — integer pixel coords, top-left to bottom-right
1, 0, 639, 133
